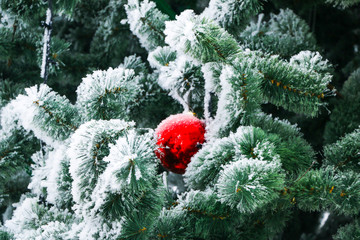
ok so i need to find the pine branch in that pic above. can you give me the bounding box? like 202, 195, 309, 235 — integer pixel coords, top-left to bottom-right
33, 100, 78, 131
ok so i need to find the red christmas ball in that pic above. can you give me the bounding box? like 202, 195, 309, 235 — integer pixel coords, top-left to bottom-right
155, 113, 206, 174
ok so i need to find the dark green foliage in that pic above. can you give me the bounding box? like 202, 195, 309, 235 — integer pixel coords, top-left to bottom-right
152, 0, 176, 19
129, 73, 182, 128
36, 37, 71, 77
68, 119, 133, 203
1, 0, 146, 103
246, 114, 316, 173
211, 60, 263, 137
0, 230, 14, 240
100, 192, 128, 219
0, 132, 36, 177
292, 167, 360, 215
171, 60, 205, 116
153, 208, 191, 239
236, 199, 292, 240
148, 46, 177, 68
174, 190, 234, 239
333, 219, 360, 240
324, 68, 360, 143
1, 0, 81, 19
185, 127, 281, 190
204, 0, 265, 36
0, 80, 24, 108
326, 0, 360, 8
120, 212, 154, 240
190, 21, 241, 63
164, 11, 241, 63
56, 160, 74, 210
120, 55, 148, 76
184, 135, 236, 190
342, 54, 360, 77
257, 55, 331, 117
0, 131, 39, 211
247, 112, 303, 139
101, 186, 165, 233
0, 0, 46, 23
125, 0, 170, 51
32, 86, 79, 140
147, 46, 205, 116
0, 26, 40, 87
90, 0, 133, 65
217, 159, 285, 214
76, 67, 141, 122
324, 128, 360, 172
239, 8, 317, 59
275, 136, 315, 173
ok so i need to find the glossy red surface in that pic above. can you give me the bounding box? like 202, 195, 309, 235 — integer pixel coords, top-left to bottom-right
155, 113, 205, 174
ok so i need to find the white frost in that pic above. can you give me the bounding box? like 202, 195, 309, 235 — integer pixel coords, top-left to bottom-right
76, 67, 137, 121
290, 51, 331, 73
206, 65, 242, 139
125, 0, 167, 51
3, 84, 64, 147
164, 10, 201, 56
68, 119, 134, 204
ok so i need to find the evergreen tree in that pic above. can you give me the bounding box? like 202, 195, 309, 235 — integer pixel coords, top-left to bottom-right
0, 0, 360, 239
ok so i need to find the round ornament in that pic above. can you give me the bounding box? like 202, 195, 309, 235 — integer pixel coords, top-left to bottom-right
155, 113, 206, 174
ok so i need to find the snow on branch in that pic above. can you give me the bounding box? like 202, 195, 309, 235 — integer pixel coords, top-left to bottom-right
5, 84, 78, 147
124, 0, 169, 51
76, 67, 141, 122
68, 119, 134, 204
